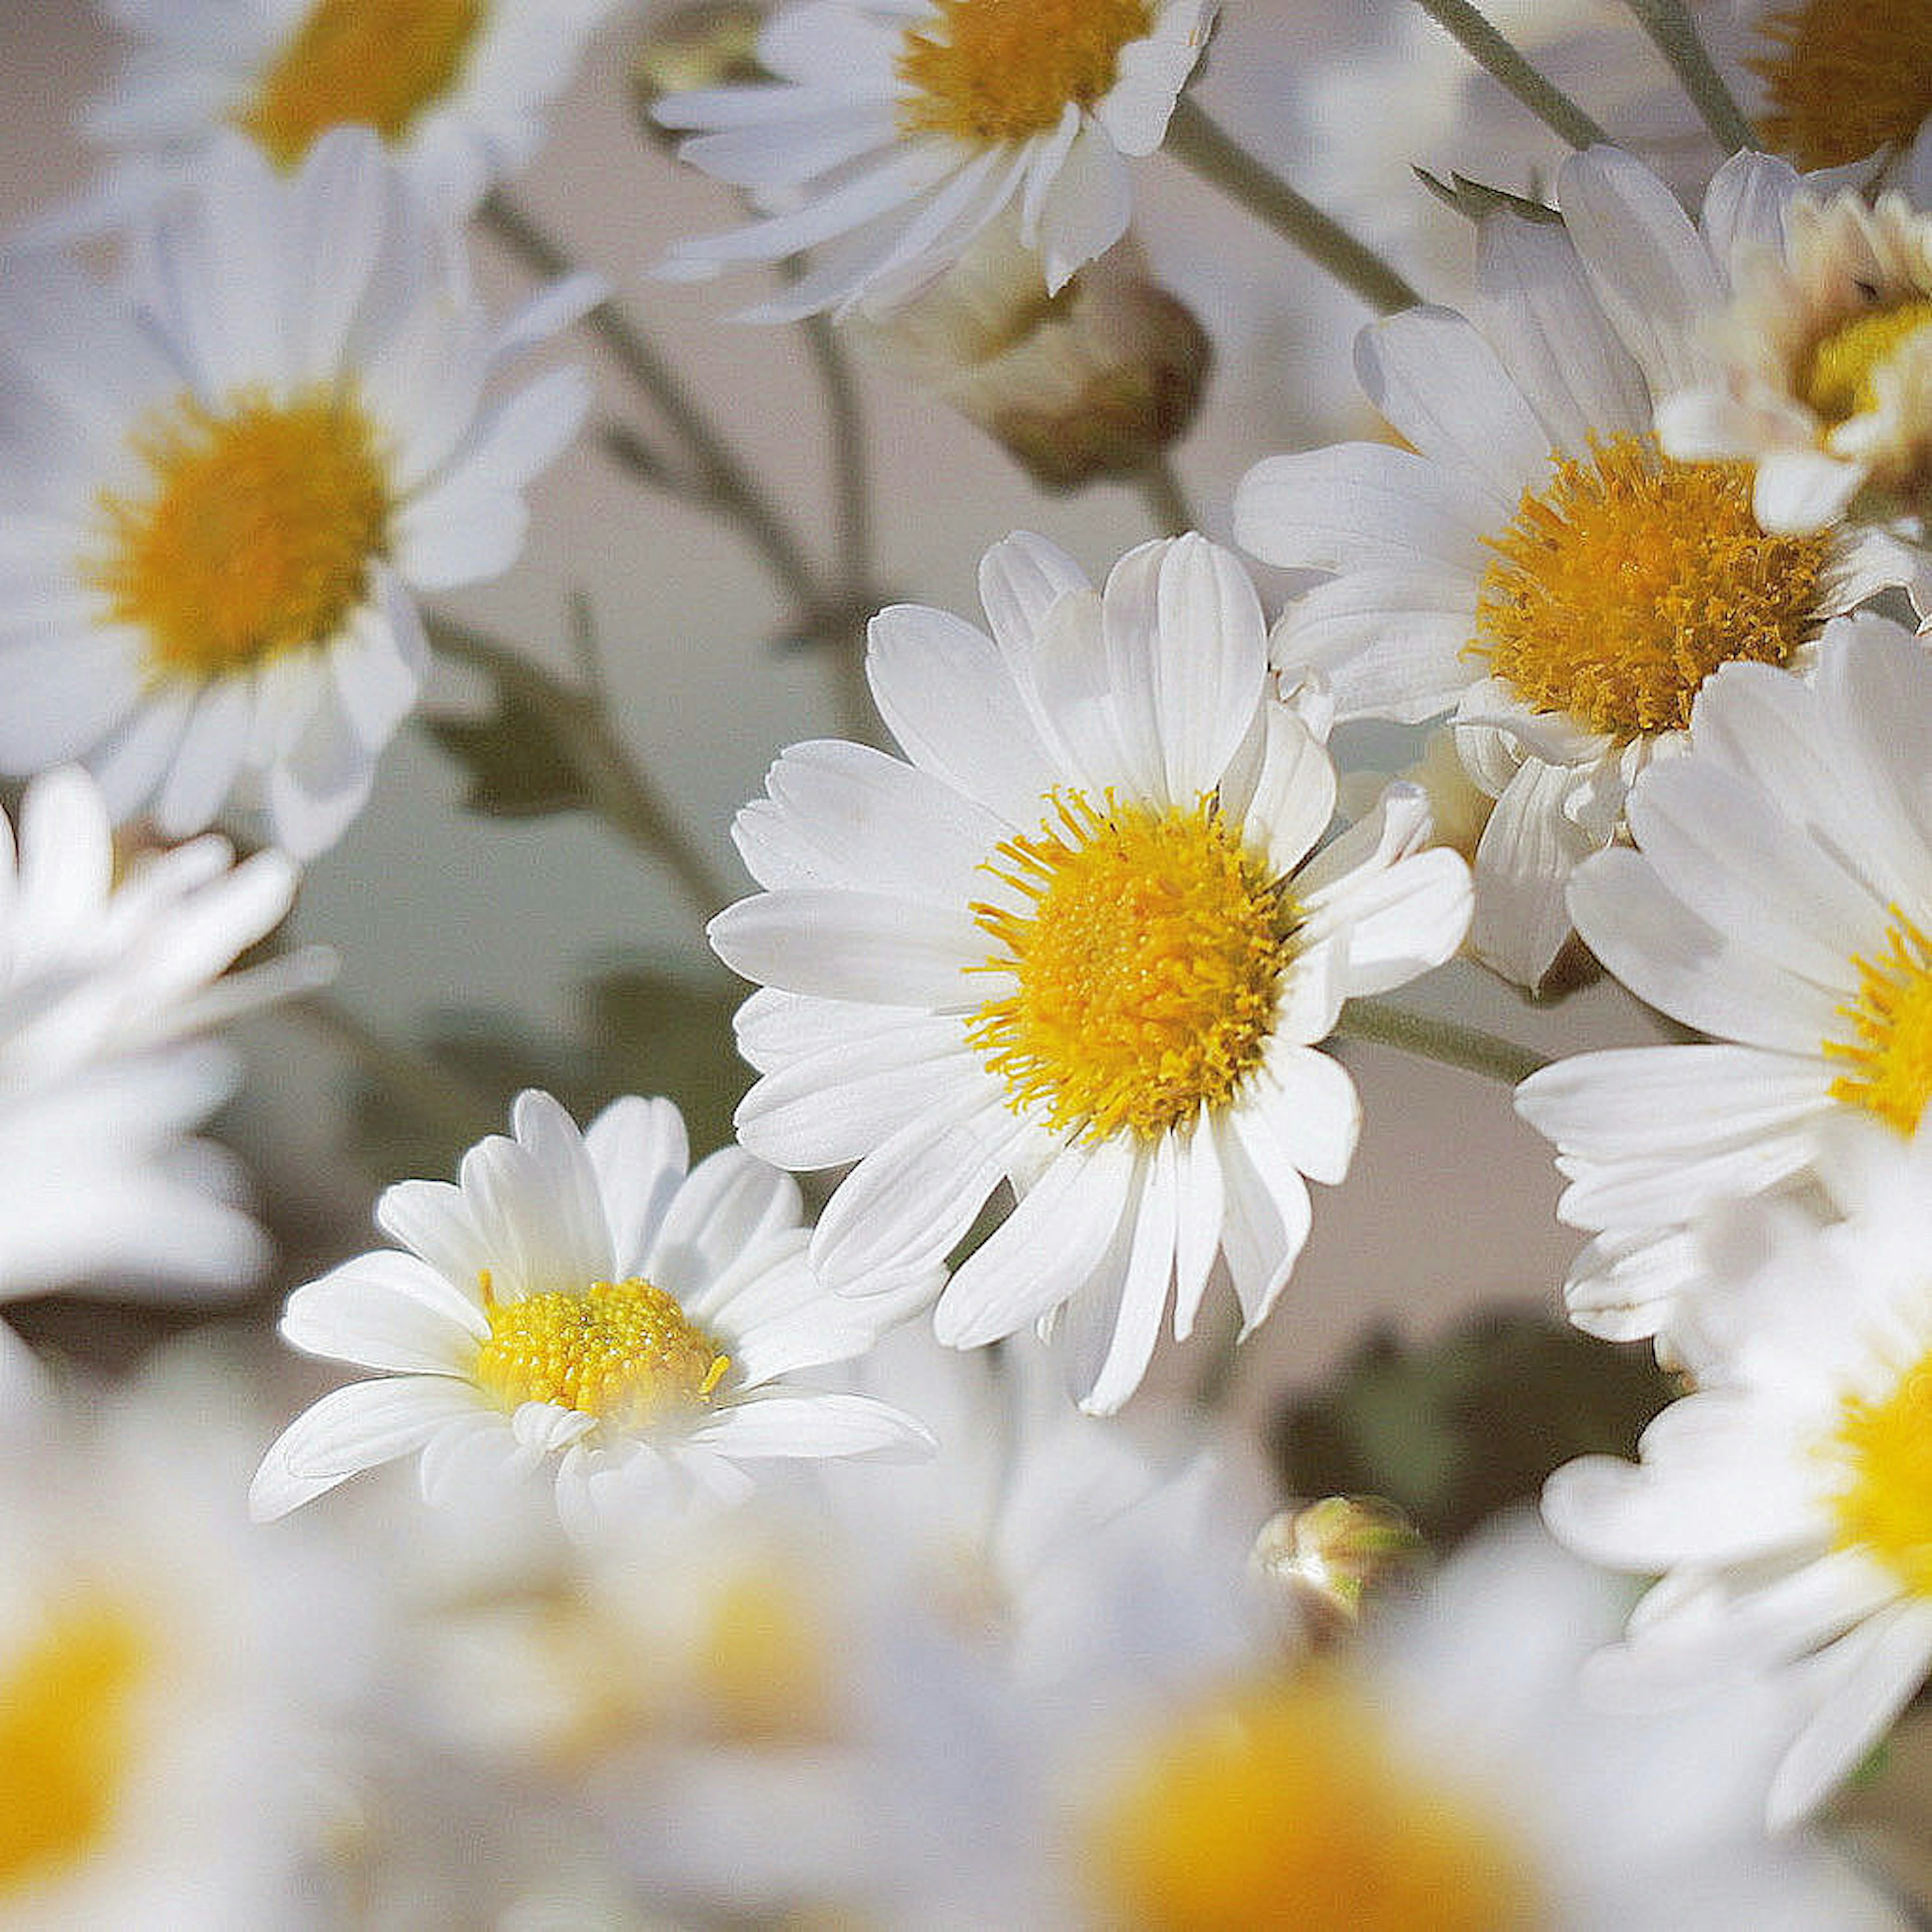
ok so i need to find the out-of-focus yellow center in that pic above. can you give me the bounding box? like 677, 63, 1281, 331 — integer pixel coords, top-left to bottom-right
1803, 300, 1932, 425
473, 1273, 731, 1430
967, 791, 1292, 1142
1472, 434, 1829, 740
0, 1599, 150, 1897
898, 0, 1152, 142
1751, 0, 1932, 172
87, 386, 391, 684
699, 1567, 835, 1743
1828, 1343, 1932, 1595
1826, 911, 1932, 1134
237, 0, 490, 168
1088, 1671, 1542, 1930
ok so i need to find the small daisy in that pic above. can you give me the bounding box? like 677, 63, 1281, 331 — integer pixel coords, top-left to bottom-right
1516, 611, 1932, 1345
652, 0, 1219, 320
250, 1089, 934, 1536
707, 531, 1471, 1413
83, 0, 624, 222
1234, 145, 1913, 989
1545, 1123, 1932, 1830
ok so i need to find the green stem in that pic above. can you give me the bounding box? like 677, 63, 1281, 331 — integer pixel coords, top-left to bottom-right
1410, 0, 1607, 149
1619, 0, 1755, 153
1333, 998, 1549, 1086
1166, 97, 1420, 314
1138, 454, 1196, 537
290, 990, 502, 1148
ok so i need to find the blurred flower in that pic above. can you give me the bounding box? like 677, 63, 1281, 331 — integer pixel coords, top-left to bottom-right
627, 2, 767, 132
251, 1089, 932, 1535
653, 0, 1219, 319
710, 531, 1471, 1412
0, 128, 596, 858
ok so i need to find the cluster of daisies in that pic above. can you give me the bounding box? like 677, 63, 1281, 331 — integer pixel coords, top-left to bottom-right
6, 0, 1932, 1921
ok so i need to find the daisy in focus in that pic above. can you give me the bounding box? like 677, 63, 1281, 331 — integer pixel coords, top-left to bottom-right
708, 531, 1472, 1413
250, 1089, 933, 1536
652, 0, 1218, 320
0, 126, 596, 858
1234, 146, 1912, 989
1516, 612, 1932, 1345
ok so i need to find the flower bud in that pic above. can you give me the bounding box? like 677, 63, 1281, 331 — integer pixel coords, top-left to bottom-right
630, 4, 765, 132
1250, 1496, 1428, 1646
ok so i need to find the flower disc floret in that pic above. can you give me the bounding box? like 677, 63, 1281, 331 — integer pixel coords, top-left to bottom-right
1751, 0, 1932, 172
1804, 299, 1932, 425
1828, 1343, 1932, 1596
1825, 911, 1932, 1134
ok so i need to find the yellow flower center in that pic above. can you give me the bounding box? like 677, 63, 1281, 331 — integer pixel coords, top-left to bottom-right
1751, 0, 1932, 172
1825, 911, 1932, 1134
473, 1274, 731, 1431
0, 1599, 150, 1898
1471, 435, 1830, 741
1828, 1342, 1932, 1595
898, 0, 1153, 143
967, 791, 1292, 1143
1088, 1671, 1542, 1931
236, 0, 490, 169
85, 386, 392, 685
1803, 299, 1932, 426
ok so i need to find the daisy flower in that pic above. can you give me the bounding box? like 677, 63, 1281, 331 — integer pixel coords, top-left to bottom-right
652, 0, 1219, 320
1233, 145, 1912, 989
250, 1089, 933, 1536
1545, 1123, 1932, 1830
83, 0, 625, 222
0, 126, 596, 859
1515, 611, 1932, 1345
707, 531, 1472, 1414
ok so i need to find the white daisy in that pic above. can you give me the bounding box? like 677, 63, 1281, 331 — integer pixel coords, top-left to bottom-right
1234, 144, 1913, 989
83, 0, 625, 223
0, 126, 597, 858
250, 1089, 934, 1536
707, 531, 1472, 1414
1545, 1123, 1932, 1830
1516, 610, 1932, 1346
652, 0, 1218, 320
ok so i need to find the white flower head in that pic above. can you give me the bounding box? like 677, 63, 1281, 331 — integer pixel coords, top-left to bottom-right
0, 126, 598, 858
653, 0, 1219, 320
708, 531, 1472, 1414
1516, 611, 1932, 1346
1235, 145, 1914, 989
251, 1089, 933, 1537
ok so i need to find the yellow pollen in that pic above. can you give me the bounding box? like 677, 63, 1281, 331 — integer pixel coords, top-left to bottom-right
898, 0, 1152, 143
1803, 300, 1932, 425
1825, 910, 1932, 1134
237, 0, 490, 169
473, 1275, 731, 1430
1471, 434, 1830, 741
967, 791, 1292, 1143
1751, 0, 1932, 172
1088, 1671, 1542, 1931
1827, 1342, 1932, 1596
85, 385, 391, 685
0, 1599, 150, 1897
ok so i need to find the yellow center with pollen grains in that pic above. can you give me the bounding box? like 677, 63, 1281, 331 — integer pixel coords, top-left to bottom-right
473, 1274, 731, 1431
1829, 1344, 1932, 1596
87, 386, 392, 685
1752, 0, 1932, 173
967, 791, 1292, 1143
1471, 434, 1830, 741
1804, 300, 1932, 425
1088, 1672, 1543, 1931
1826, 912, 1932, 1134
898, 0, 1152, 142
238, 0, 490, 169
0, 1600, 150, 1896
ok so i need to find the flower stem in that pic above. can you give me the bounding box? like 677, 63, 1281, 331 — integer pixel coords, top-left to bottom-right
1165, 97, 1421, 315
1138, 455, 1196, 537
1410, 0, 1607, 149
290, 990, 502, 1148
1619, 0, 1755, 153
1333, 998, 1548, 1086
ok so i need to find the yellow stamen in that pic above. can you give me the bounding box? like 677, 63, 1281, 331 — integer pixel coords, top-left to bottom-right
1471, 434, 1830, 741
86, 385, 392, 685
237, 0, 490, 170
473, 1276, 731, 1430
898, 0, 1152, 143
1827, 1343, 1932, 1596
0, 1599, 150, 1896
1826, 910, 1932, 1134
1803, 300, 1932, 425
1089, 1670, 1542, 1931
967, 790, 1292, 1142
1751, 0, 1932, 173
